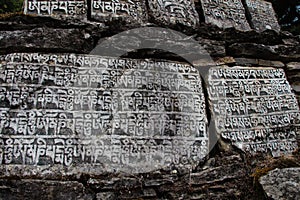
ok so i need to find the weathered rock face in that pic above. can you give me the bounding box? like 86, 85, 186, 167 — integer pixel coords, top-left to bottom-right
199, 0, 251, 31
0, 0, 299, 199
208, 67, 299, 157
0, 53, 208, 174
147, 0, 199, 28
259, 168, 300, 200
245, 0, 281, 32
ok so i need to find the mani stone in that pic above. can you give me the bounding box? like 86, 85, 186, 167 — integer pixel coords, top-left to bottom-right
208, 67, 300, 157
245, 0, 281, 32
23, 0, 87, 17
90, 0, 148, 24
199, 0, 251, 31
147, 0, 199, 28
0, 53, 208, 174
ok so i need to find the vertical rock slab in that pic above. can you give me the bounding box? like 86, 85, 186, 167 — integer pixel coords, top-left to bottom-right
147, 0, 199, 28
199, 0, 251, 31
90, 0, 148, 24
208, 67, 300, 156
245, 0, 281, 32
0, 53, 208, 175
24, 0, 87, 18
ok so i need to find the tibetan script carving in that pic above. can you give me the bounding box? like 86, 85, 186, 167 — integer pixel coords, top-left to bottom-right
200, 0, 251, 31
208, 67, 300, 157
24, 0, 87, 17
147, 0, 199, 28
0, 53, 208, 173
91, 0, 147, 23
246, 0, 281, 32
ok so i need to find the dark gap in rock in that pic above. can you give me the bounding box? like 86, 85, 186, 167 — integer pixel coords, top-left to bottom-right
241, 0, 255, 30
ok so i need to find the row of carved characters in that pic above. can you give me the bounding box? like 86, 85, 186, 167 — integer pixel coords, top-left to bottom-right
201, 0, 248, 25
210, 68, 286, 79
0, 137, 208, 166
209, 79, 293, 97
0, 86, 205, 112
147, 0, 199, 27
243, 140, 298, 156
221, 127, 298, 143
216, 112, 300, 130
0, 110, 207, 137
213, 95, 299, 115
92, 0, 141, 18
0, 64, 202, 92
1, 53, 197, 73
25, 0, 86, 15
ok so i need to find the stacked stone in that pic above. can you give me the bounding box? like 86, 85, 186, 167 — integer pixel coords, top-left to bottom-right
0, 0, 299, 200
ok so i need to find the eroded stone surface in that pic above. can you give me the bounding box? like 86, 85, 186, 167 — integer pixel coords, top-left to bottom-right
0, 53, 208, 174
147, 0, 199, 28
208, 67, 300, 156
245, 0, 281, 32
259, 168, 300, 200
0, 179, 93, 200
24, 0, 87, 18
90, 0, 148, 24
199, 0, 251, 31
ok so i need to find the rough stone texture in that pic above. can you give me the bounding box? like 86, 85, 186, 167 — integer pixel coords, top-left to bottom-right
0, 28, 94, 54
228, 43, 300, 62
24, 0, 87, 19
0, 10, 299, 200
208, 66, 300, 156
90, 0, 148, 24
245, 0, 280, 32
286, 62, 300, 105
0, 179, 93, 200
147, 0, 199, 28
234, 58, 285, 68
199, 0, 251, 31
259, 168, 300, 200
196, 37, 226, 57
0, 53, 208, 174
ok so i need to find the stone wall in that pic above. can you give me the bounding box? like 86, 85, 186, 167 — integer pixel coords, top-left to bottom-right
0, 0, 299, 199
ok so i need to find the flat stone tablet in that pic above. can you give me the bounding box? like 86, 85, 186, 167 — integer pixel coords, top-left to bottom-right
24, 0, 87, 18
245, 0, 281, 32
208, 67, 300, 157
90, 0, 148, 24
0, 53, 208, 174
199, 0, 251, 31
147, 0, 199, 28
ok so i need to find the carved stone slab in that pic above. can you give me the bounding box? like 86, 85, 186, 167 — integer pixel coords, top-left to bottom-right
0, 53, 208, 174
147, 0, 199, 28
90, 0, 148, 23
208, 67, 300, 157
199, 0, 251, 31
23, 0, 87, 17
245, 0, 281, 32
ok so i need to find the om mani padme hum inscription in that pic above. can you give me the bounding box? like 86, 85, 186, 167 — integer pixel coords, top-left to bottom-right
208, 67, 300, 157
0, 53, 208, 173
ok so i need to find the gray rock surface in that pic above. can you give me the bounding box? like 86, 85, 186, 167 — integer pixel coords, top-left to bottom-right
208, 66, 300, 156
0, 179, 93, 200
199, 0, 251, 31
0, 28, 94, 54
148, 0, 199, 28
245, 0, 281, 32
259, 168, 300, 200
